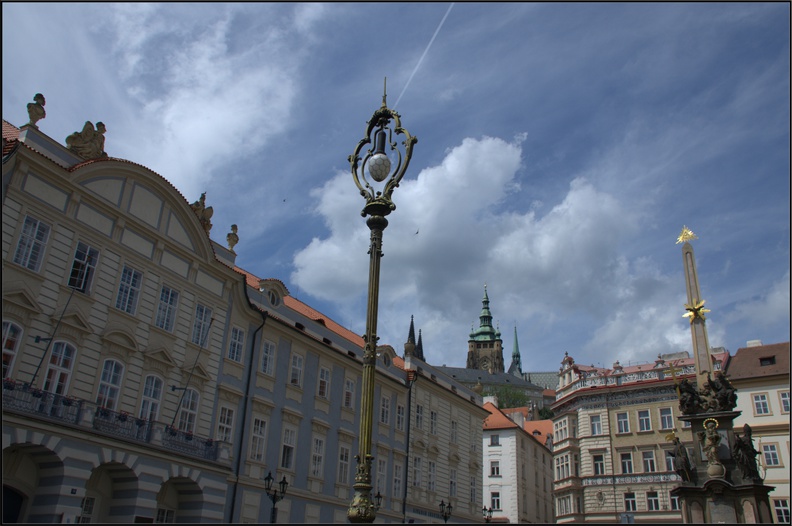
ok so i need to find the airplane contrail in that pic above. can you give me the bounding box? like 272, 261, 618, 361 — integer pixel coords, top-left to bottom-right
393, 3, 455, 110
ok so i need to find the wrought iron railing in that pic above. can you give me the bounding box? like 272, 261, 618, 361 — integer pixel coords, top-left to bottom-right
93, 406, 152, 443
2, 380, 81, 424
162, 425, 218, 460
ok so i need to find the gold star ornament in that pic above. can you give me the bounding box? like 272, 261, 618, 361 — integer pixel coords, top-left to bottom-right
676, 226, 698, 244
683, 299, 710, 323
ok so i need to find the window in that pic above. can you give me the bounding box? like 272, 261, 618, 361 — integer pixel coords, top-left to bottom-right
155, 508, 174, 523
289, 353, 303, 387
780, 391, 790, 414
558, 495, 572, 516
642, 451, 656, 472
393, 463, 403, 498
14, 215, 50, 272
415, 405, 424, 429
590, 415, 602, 435
638, 410, 651, 431
344, 378, 355, 409
154, 286, 179, 332
490, 461, 501, 477
317, 367, 330, 398
624, 492, 636, 512
78, 496, 96, 523
670, 494, 680, 510
177, 389, 199, 433
449, 468, 457, 497
96, 359, 124, 410
759, 356, 776, 366
774, 499, 790, 523
311, 437, 325, 477
430, 410, 438, 435
490, 434, 500, 446
413, 457, 422, 487
260, 339, 275, 375
43, 341, 76, 395
555, 454, 571, 480
660, 407, 674, 430
753, 393, 770, 415
250, 418, 267, 461
396, 404, 405, 431
451, 420, 458, 443
427, 461, 436, 491
227, 327, 245, 362
593, 454, 605, 475
115, 265, 143, 314
491, 491, 501, 510
469, 476, 477, 503
68, 241, 99, 293
555, 419, 569, 441
140, 375, 163, 422
665, 450, 675, 472
377, 458, 387, 494
621, 452, 633, 474
217, 407, 234, 442
2, 321, 22, 378
338, 445, 351, 484
380, 395, 391, 424
281, 427, 296, 469
762, 444, 780, 466
616, 412, 630, 433
191, 304, 212, 345
647, 491, 660, 511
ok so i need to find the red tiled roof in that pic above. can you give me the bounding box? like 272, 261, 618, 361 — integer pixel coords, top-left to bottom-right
542, 388, 555, 397
483, 402, 520, 430
3, 119, 20, 141
523, 419, 553, 441
726, 342, 789, 380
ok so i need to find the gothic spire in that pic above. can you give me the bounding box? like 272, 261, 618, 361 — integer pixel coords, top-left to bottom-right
508, 325, 523, 376
415, 329, 425, 361
404, 315, 416, 357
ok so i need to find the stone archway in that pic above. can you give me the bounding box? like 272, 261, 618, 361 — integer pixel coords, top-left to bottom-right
156, 477, 204, 523
2, 443, 66, 523
80, 462, 139, 523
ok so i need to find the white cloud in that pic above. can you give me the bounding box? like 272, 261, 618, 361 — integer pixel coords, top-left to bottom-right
729, 270, 791, 327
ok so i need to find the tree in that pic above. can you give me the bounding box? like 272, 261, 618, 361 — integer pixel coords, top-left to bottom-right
538, 407, 555, 419
483, 384, 530, 409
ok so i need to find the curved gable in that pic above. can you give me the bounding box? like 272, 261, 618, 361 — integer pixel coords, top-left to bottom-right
71, 161, 213, 261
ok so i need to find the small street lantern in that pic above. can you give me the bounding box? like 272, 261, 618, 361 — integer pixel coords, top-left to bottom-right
264, 471, 288, 523
482, 506, 493, 523
440, 500, 453, 523
347, 79, 417, 523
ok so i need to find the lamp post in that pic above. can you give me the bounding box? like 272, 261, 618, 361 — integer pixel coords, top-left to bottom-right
347, 81, 417, 523
439, 500, 453, 523
482, 506, 493, 523
264, 471, 288, 523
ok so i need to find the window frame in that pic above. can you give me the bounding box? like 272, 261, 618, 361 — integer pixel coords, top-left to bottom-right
260, 339, 276, 375
616, 412, 630, 433
593, 453, 606, 476
154, 285, 179, 332
311, 436, 325, 478
43, 341, 76, 395
140, 374, 163, 422
779, 391, 790, 414
753, 392, 771, 416
96, 359, 125, 410
250, 417, 267, 462
659, 407, 674, 430
637, 409, 651, 431
217, 406, 234, 442
646, 491, 660, 511
317, 366, 331, 398
620, 452, 633, 474
396, 404, 405, 431
227, 326, 245, 363
281, 426, 297, 470
338, 445, 351, 484
642, 450, 656, 473
176, 388, 199, 433
344, 378, 356, 409
430, 410, 438, 435
115, 264, 143, 315
289, 352, 304, 387
191, 303, 213, 346
380, 395, 391, 425
624, 492, 637, 512
590, 414, 602, 435
13, 215, 51, 272
762, 443, 781, 467
773, 499, 790, 523
68, 241, 100, 294
2, 321, 22, 379
490, 460, 501, 477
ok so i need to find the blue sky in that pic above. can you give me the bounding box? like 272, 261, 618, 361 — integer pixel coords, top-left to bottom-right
3, 3, 789, 372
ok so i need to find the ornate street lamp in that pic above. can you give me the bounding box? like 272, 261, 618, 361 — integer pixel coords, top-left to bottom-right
482, 506, 493, 523
264, 471, 288, 523
347, 81, 417, 523
440, 500, 453, 523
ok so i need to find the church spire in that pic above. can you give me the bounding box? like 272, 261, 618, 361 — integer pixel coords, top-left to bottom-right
415, 329, 424, 360
508, 325, 523, 376
404, 315, 416, 357
466, 284, 505, 372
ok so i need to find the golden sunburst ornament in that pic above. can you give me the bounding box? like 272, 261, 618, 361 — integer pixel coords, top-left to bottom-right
676, 226, 698, 244
683, 299, 710, 323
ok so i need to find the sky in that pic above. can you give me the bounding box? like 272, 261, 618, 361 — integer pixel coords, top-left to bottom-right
3, 3, 789, 373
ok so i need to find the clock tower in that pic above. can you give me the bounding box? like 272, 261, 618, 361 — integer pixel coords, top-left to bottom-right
466, 286, 504, 373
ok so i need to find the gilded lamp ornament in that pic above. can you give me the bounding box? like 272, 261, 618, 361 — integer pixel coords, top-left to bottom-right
347, 80, 417, 523
683, 299, 710, 324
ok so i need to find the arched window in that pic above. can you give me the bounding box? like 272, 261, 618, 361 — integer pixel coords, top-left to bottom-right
177, 389, 199, 433
43, 341, 76, 395
2, 321, 22, 378
96, 359, 125, 410
140, 375, 163, 422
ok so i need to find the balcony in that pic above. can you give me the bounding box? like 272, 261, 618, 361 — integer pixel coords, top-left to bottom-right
2, 380, 223, 464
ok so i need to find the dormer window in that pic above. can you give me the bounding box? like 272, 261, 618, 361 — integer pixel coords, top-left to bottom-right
268, 290, 280, 307
759, 356, 776, 366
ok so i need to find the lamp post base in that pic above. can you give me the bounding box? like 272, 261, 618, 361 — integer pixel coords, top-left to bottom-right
347, 487, 376, 523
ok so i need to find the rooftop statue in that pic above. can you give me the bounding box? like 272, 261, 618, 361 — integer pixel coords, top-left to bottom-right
190, 193, 214, 233
27, 93, 46, 128
226, 224, 239, 252
66, 121, 107, 160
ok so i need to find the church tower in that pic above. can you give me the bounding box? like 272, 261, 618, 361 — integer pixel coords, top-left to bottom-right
507, 325, 523, 376
466, 286, 504, 372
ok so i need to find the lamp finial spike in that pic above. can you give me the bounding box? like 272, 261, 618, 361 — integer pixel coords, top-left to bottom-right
382, 77, 387, 108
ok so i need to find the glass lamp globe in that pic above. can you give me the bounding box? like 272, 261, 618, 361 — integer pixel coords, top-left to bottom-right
368, 153, 391, 182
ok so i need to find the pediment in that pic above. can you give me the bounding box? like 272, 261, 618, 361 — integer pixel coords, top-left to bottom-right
55, 308, 93, 336
145, 347, 179, 369
101, 327, 138, 353
191, 363, 213, 383
3, 286, 43, 314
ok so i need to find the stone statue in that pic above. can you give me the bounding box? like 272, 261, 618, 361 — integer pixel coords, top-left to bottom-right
706, 371, 737, 412
678, 378, 703, 414
733, 423, 761, 481
697, 419, 722, 465
226, 224, 239, 252
669, 436, 694, 482
27, 93, 46, 127
190, 192, 214, 233
65, 121, 108, 160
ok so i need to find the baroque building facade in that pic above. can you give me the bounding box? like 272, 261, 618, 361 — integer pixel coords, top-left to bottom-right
550, 349, 731, 523
2, 115, 488, 523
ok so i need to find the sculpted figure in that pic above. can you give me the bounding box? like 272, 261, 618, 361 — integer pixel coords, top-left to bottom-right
226, 224, 239, 252
678, 378, 702, 414
707, 371, 737, 411
733, 423, 761, 481
66, 121, 107, 160
190, 193, 214, 233
669, 436, 694, 482
697, 419, 721, 465
27, 93, 46, 127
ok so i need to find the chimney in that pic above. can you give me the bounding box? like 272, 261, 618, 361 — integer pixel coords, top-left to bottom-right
746, 340, 763, 347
